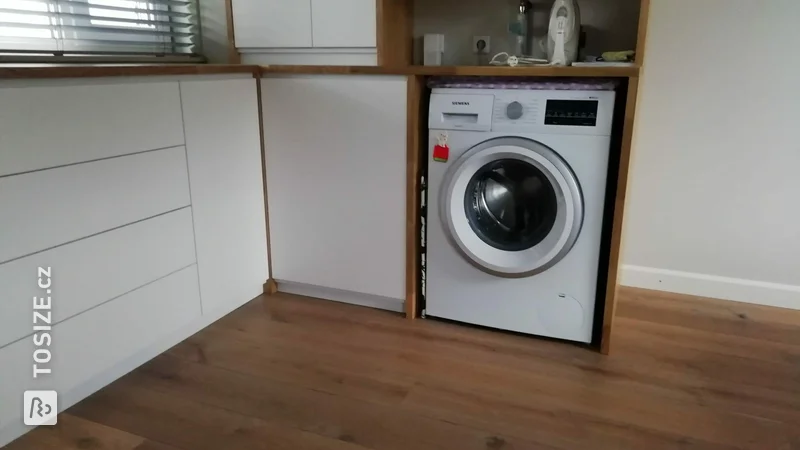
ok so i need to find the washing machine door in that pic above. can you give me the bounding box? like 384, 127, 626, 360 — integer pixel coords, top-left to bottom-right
440, 136, 583, 277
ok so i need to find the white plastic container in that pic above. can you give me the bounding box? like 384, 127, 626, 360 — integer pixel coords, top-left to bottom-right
423, 34, 444, 66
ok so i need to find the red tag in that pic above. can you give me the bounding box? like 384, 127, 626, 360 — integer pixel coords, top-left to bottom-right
433, 144, 449, 162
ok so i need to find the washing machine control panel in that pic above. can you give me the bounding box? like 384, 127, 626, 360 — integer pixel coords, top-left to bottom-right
489, 91, 613, 135
493, 94, 541, 127
430, 89, 616, 136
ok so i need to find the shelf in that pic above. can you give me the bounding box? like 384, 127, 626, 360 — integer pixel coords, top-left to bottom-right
0, 64, 259, 80
0, 63, 639, 81
408, 65, 639, 78
259, 64, 639, 78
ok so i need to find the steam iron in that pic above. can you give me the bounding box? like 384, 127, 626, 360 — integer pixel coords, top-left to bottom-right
547, 0, 581, 66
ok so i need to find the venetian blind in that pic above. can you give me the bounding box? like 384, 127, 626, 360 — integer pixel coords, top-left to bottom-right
0, 0, 203, 62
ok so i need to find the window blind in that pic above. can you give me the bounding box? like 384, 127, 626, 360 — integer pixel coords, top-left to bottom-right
0, 0, 204, 62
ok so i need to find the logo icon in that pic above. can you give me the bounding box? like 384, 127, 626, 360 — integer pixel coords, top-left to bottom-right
24, 391, 57, 426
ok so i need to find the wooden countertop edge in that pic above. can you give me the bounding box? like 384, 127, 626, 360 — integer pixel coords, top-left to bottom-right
0, 64, 639, 80
259, 65, 640, 77
0, 64, 260, 80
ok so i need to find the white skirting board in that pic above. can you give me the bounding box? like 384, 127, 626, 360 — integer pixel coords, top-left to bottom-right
620, 265, 800, 310
277, 280, 404, 313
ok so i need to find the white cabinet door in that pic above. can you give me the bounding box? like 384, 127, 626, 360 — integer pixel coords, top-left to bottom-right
0, 208, 196, 349
262, 75, 406, 301
0, 265, 201, 447
0, 82, 183, 177
180, 78, 268, 316
232, 0, 312, 48
311, 0, 376, 47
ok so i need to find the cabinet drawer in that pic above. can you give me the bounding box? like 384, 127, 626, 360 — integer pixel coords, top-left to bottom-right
0, 265, 201, 441
0, 208, 196, 348
0, 81, 184, 177
0, 146, 191, 264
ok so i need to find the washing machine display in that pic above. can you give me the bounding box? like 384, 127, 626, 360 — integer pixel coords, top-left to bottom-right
440, 137, 583, 278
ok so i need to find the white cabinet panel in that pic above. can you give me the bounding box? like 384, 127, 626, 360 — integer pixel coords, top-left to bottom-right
232, 0, 312, 48
0, 82, 183, 177
180, 79, 268, 314
262, 75, 406, 300
0, 208, 196, 348
0, 147, 191, 264
0, 265, 201, 445
311, 0, 376, 47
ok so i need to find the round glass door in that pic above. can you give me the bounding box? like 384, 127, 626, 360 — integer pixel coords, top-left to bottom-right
465, 159, 558, 252
440, 137, 583, 277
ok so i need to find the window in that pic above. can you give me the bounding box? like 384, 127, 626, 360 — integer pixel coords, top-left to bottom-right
0, 0, 203, 62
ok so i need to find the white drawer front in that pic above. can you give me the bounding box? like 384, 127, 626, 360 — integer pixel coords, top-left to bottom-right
0, 81, 184, 177
0, 264, 201, 440
0, 146, 191, 264
0, 207, 196, 348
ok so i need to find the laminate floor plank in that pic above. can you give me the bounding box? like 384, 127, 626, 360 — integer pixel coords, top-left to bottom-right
126, 353, 549, 450
4, 413, 169, 450
68, 381, 370, 450
9, 287, 800, 450
174, 297, 800, 430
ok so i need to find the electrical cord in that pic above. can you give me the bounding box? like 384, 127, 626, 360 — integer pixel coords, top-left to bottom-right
489, 52, 550, 67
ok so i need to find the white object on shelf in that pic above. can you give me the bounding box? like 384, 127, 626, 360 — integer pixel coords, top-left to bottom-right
424, 33, 445, 66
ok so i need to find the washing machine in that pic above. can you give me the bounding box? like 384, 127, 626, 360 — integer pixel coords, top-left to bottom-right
425, 85, 616, 343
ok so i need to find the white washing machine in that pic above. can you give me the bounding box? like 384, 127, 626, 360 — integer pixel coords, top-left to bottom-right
425, 87, 616, 343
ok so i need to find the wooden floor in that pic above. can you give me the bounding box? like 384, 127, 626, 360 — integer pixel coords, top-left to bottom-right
8, 287, 800, 450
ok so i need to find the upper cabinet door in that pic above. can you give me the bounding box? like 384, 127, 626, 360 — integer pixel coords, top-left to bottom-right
311, 0, 376, 48
232, 0, 312, 48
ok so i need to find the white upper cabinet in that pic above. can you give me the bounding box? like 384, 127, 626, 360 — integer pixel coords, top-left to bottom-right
311, 0, 376, 48
232, 0, 377, 63
232, 0, 312, 48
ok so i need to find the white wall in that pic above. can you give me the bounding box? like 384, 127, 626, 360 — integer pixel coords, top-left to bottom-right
622, 0, 800, 309
413, 0, 640, 65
